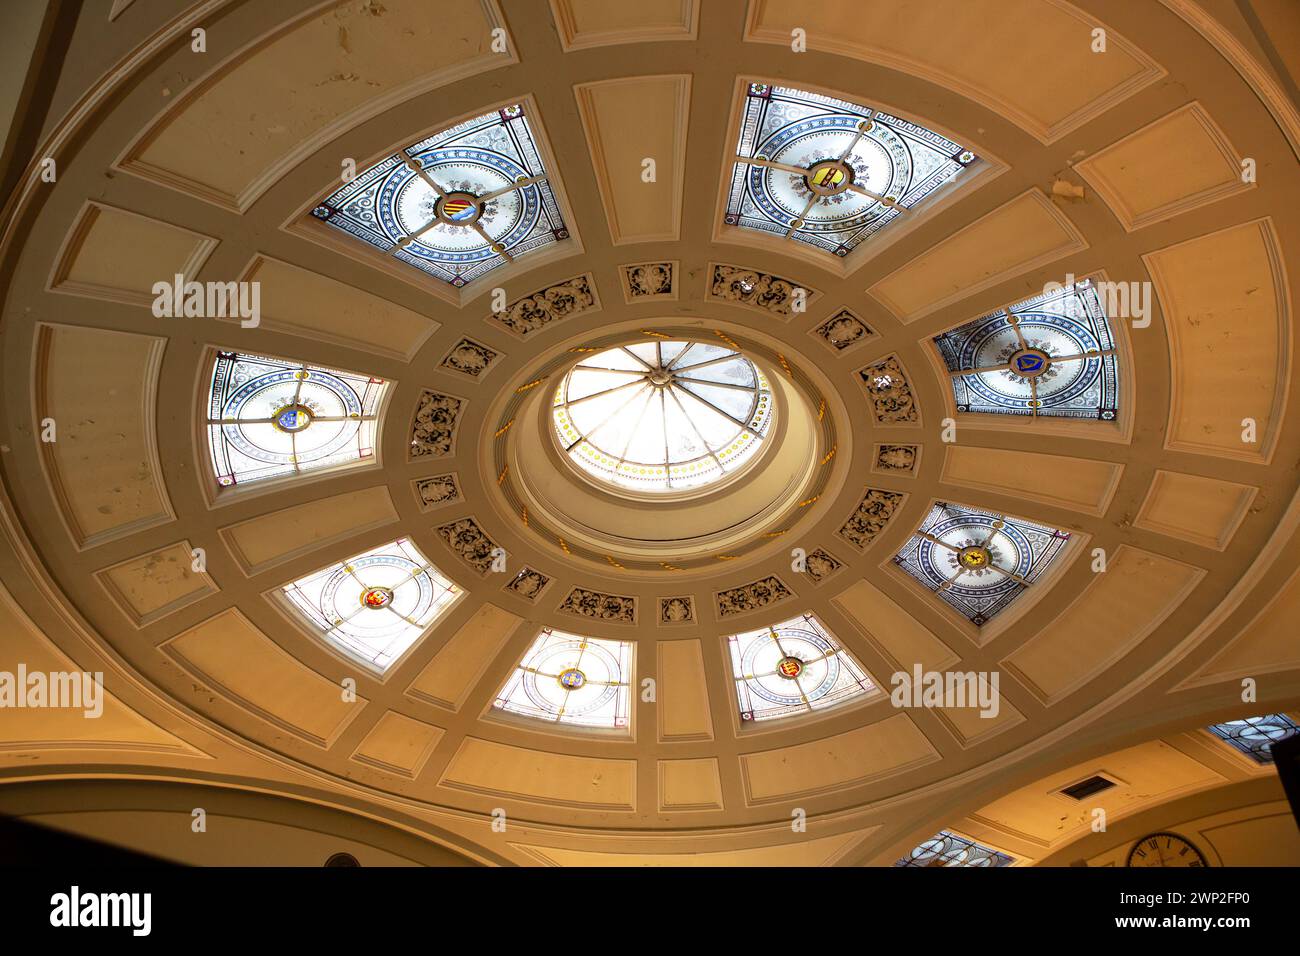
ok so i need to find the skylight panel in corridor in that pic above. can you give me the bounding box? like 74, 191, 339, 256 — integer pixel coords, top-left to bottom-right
312, 104, 569, 287
896, 831, 1015, 867
1205, 713, 1299, 764
724, 83, 977, 257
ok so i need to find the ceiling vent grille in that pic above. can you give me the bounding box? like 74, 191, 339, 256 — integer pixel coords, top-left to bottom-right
1060, 775, 1117, 801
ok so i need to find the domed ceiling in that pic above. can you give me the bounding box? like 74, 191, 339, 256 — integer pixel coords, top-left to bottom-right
1, 0, 1299, 866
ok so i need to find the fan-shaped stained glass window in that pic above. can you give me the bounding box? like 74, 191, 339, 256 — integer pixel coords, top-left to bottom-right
725, 83, 977, 257
893, 502, 1072, 626
492, 628, 632, 730
277, 538, 460, 673
206, 351, 387, 488
552, 340, 774, 493
1206, 714, 1299, 764
311, 104, 568, 287
896, 831, 1015, 868
726, 613, 876, 723
934, 278, 1120, 419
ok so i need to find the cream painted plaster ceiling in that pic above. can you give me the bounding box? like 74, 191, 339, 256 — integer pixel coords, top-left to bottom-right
1, 0, 1299, 866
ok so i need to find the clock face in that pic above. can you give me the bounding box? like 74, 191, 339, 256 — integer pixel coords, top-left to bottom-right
1126, 832, 1208, 867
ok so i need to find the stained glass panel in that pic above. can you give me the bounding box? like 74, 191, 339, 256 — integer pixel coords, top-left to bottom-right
206, 351, 387, 488
896, 831, 1015, 867
311, 104, 568, 287
552, 340, 774, 493
1206, 714, 1299, 764
724, 83, 977, 257
278, 537, 460, 673
933, 278, 1119, 419
892, 502, 1071, 625
727, 612, 876, 723
492, 628, 632, 730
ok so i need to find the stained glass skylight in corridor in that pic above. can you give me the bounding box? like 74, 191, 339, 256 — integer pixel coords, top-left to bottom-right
205, 351, 387, 487
311, 104, 568, 287
892, 502, 1072, 626
277, 538, 460, 673
726, 613, 876, 723
896, 831, 1015, 867
1206, 714, 1299, 764
934, 278, 1120, 419
724, 83, 977, 257
492, 628, 632, 730
552, 340, 774, 493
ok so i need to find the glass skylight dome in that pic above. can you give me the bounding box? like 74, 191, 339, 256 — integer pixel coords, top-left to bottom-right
552, 340, 774, 493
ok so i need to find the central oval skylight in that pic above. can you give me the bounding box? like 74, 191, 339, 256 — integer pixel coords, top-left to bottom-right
552, 340, 774, 493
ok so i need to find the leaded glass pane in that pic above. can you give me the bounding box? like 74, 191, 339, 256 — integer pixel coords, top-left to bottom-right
311, 104, 568, 287
892, 502, 1071, 625
492, 628, 632, 730
933, 278, 1120, 419
1206, 713, 1299, 764
552, 340, 774, 493
727, 612, 876, 723
206, 351, 387, 487
895, 831, 1015, 867
724, 83, 977, 257
278, 537, 460, 673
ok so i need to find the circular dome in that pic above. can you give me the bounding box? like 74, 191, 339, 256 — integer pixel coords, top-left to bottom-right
494, 323, 835, 569
551, 339, 774, 494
